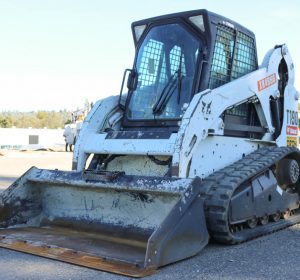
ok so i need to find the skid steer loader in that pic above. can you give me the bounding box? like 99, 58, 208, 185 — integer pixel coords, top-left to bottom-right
0, 9, 300, 277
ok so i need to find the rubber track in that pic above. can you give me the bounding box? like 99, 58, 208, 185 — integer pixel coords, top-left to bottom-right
201, 146, 300, 244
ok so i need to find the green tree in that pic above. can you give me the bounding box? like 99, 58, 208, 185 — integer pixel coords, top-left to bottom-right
0, 111, 72, 129
0, 117, 11, 128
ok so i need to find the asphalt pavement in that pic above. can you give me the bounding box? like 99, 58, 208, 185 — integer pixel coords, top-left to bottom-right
1, 151, 300, 280
1, 225, 300, 280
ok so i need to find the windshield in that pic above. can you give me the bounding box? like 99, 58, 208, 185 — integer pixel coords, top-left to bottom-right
127, 23, 201, 121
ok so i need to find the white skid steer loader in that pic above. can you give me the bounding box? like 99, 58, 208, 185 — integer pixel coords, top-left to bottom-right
0, 9, 300, 277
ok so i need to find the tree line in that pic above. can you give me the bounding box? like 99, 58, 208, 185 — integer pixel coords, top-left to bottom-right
1, 102, 299, 129
0, 111, 72, 129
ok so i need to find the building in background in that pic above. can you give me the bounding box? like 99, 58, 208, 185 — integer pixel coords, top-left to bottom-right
0, 128, 65, 151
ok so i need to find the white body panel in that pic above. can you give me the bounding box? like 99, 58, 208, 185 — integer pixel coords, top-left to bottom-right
188, 136, 259, 178
276, 83, 299, 147
83, 133, 177, 156
73, 45, 299, 179
73, 95, 120, 170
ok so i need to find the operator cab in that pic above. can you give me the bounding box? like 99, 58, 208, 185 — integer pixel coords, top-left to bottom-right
120, 10, 258, 135
127, 23, 200, 122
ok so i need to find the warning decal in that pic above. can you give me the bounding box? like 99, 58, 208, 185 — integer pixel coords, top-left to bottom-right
287, 136, 297, 147
286, 110, 298, 147
257, 74, 276, 92
286, 125, 298, 136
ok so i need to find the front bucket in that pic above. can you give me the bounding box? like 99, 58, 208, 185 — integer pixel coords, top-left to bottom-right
0, 167, 208, 277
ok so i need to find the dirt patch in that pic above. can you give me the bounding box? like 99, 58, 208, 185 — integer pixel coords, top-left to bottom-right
0, 150, 72, 180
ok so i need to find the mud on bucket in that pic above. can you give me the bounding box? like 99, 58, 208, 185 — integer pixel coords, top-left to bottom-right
0, 167, 208, 277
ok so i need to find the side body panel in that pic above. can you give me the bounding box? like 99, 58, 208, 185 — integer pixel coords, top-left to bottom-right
73, 46, 298, 179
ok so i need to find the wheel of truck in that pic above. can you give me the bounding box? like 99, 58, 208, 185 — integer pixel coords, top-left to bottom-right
270, 212, 281, 222
247, 218, 258, 229
259, 215, 269, 225
277, 158, 300, 190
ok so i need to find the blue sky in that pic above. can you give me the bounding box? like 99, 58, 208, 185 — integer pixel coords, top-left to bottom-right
0, 0, 299, 111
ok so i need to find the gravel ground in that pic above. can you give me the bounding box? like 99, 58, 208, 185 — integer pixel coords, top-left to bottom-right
0, 151, 300, 280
